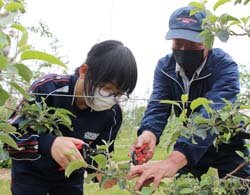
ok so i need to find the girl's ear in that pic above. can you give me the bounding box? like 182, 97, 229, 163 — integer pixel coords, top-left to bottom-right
204, 48, 209, 59
79, 64, 88, 79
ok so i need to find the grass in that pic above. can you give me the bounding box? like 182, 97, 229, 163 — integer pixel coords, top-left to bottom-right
0, 127, 168, 195
84, 183, 130, 195
0, 179, 11, 195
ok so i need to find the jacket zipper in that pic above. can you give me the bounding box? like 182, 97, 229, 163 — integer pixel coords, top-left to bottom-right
161, 69, 212, 94
161, 69, 185, 93
192, 73, 212, 82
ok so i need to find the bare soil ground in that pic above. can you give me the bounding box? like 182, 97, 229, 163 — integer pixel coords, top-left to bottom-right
0, 168, 10, 180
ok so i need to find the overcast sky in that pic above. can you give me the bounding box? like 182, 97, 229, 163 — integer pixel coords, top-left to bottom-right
21, 0, 250, 99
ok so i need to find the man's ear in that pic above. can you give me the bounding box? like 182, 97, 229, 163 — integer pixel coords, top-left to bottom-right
79, 64, 88, 78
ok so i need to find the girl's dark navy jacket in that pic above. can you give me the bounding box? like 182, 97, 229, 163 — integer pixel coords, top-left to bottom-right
9, 74, 122, 183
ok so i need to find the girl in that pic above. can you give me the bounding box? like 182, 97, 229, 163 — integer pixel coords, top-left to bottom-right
8, 40, 137, 195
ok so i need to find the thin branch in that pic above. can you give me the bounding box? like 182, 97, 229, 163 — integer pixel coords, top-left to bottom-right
224, 161, 249, 179
229, 30, 249, 36
225, 174, 250, 183
87, 164, 106, 174
3, 106, 19, 112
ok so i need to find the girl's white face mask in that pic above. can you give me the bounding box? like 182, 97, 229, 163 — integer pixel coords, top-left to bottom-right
84, 88, 117, 111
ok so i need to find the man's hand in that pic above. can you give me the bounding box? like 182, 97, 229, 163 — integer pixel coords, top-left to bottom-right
51, 137, 84, 169
130, 131, 157, 164
128, 151, 187, 191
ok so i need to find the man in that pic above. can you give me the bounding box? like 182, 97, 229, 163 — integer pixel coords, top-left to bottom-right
129, 6, 250, 194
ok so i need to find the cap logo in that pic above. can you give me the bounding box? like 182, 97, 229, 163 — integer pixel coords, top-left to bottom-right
176, 17, 197, 24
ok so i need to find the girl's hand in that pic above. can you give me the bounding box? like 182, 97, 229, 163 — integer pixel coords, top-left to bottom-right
51, 136, 84, 169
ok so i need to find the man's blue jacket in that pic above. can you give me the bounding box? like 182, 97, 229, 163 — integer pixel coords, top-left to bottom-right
138, 48, 240, 166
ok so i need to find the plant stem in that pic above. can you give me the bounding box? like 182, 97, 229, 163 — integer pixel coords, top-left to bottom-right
224, 161, 249, 179
87, 164, 106, 174
4, 106, 18, 112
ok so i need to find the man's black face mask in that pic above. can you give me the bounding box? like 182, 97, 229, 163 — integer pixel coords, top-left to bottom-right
172, 49, 204, 76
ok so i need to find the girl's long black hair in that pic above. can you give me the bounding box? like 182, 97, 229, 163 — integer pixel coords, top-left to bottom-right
75, 40, 137, 98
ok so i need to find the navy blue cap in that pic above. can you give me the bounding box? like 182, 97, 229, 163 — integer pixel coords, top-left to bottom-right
165, 6, 206, 43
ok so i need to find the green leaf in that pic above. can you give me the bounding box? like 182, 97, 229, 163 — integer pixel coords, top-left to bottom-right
93, 154, 107, 169
221, 131, 231, 142
213, 0, 231, 11
167, 130, 180, 152
193, 115, 211, 125
36, 124, 48, 134
203, 104, 213, 114
176, 177, 192, 187
54, 108, 74, 126
21, 50, 67, 68
0, 31, 9, 49
11, 24, 28, 46
19, 44, 32, 52
65, 159, 88, 178
220, 112, 230, 121
101, 139, 114, 147
96, 145, 107, 150
118, 162, 130, 170
5, 2, 24, 12
13, 63, 33, 82
235, 150, 244, 158
208, 14, 218, 23
0, 0, 4, 8
19, 119, 33, 132
216, 29, 230, 42
0, 123, 16, 133
9, 81, 30, 99
0, 55, 7, 70
190, 9, 200, 16
179, 109, 187, 122
234, 0, 242, 4
85, 173, 97, 184
18, 30, 28, 46
180, 188, 193, 194
189, 1, 204, 9
192, 136, 198, 144
0, 133, 18, 149
219, 13, 239, 24
240, 105, 250, 109
244, 0, 250, 5
141, 186, 155, 195
160, 99, 180, 107
0, 86, 9, 106
244, 143, 250, 149
194, 128, 208, 140
12, 23, 26, 31
181, 94, 188, 103
241, 16, 250, 24
200, 174, 213, 186
211, 127, 219, 135
190, 97, 211, 111
221, 98, 232, 109
199, 30, 214, 49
